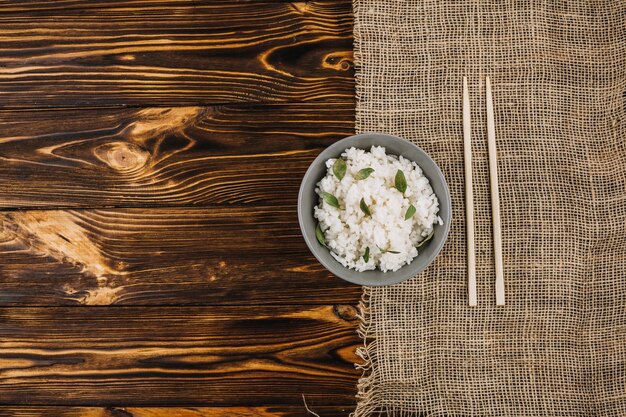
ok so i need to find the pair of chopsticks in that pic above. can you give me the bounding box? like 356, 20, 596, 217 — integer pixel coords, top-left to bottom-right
463, 76, 505, 307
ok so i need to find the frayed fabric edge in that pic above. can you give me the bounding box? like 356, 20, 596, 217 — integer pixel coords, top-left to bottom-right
351, 286, 377, 417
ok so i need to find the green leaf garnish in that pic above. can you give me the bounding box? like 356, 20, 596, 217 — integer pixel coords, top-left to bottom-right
360, 198, 371, 216
355, 168, 375, 180
416, 231, 434, 249
404, 204, 416, 220
321, 191, 340, 208
333, 158, 346, 181
316, 223, 327, 247
395, 169, 407, 194
363, 246, 370, 263
377, 246, 400, 254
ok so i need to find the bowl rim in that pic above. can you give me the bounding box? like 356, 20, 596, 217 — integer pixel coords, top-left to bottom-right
297, 132, 452, 286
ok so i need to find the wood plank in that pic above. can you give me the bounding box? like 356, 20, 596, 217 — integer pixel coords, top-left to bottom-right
0, 1, 354, 108
0, 206, 362, 306
0, 102, 354, 208
0, 406, 354, 417
0, 1, 309, 13
0, 305, 360, 406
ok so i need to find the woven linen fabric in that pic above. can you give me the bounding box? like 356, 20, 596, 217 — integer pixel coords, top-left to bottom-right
352, 1, 626, 416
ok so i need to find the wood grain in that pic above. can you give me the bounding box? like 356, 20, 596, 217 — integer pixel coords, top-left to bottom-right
0, 406, 354, 417
0, 1, 353, 108
0, 102, 354, 209
0, 0, 360, 411
0, 305, 360, 405
0, 1, 309, 12
0, 206, 361, 306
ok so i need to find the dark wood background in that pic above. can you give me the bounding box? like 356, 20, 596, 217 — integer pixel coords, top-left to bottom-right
0, 1, 360, 416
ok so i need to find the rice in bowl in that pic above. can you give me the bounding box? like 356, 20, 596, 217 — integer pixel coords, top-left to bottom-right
313, 146, 442, 272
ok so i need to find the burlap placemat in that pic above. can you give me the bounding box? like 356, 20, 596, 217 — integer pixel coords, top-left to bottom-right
352, 1, 626, 416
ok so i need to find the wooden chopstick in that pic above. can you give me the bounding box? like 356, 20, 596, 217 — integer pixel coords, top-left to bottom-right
486, 76, 505, 306
463, 76, 477, 307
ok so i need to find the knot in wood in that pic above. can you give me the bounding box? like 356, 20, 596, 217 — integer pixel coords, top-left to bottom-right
333, 304, 358, 322
323, 51, 353, 72
95, 141, 149, 172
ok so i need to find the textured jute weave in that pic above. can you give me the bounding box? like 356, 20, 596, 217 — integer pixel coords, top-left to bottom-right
352, 1, 626, 416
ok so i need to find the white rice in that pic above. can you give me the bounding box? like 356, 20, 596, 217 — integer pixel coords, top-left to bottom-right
314, 146, 442, 272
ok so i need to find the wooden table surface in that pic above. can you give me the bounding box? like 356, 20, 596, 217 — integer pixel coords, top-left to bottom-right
0, 1, 360, 415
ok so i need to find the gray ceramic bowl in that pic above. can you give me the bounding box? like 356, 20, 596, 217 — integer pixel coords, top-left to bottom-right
298, 132, 451, 286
